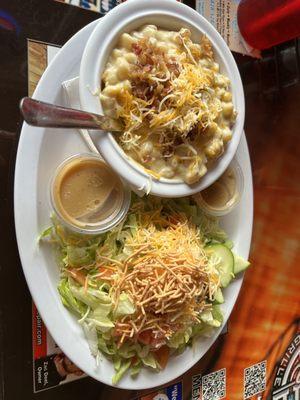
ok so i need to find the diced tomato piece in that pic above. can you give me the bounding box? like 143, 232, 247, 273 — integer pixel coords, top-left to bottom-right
138, 330, 153, 345
98, 267, 114, 281
67, 269, 86, 286
138, 330, 166, 349
154, 345, 170, 369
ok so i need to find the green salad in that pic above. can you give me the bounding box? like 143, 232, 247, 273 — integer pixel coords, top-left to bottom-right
42, 195, 250, 383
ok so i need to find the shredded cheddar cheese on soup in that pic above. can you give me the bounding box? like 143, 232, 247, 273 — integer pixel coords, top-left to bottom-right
100, 25, 236, 184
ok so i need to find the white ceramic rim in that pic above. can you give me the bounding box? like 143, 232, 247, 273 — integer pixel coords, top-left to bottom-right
79, 0, 245, 197
14, 17, 252, 390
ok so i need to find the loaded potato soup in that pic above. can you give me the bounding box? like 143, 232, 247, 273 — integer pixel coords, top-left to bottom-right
100, 25, 236, 184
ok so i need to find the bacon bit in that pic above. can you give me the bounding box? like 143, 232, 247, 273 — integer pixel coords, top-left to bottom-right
132, 43, 142, 55
143, 64, 152, 73
142, 154, 152, 163
186, 126, 198, 141
167, 61, 180, 77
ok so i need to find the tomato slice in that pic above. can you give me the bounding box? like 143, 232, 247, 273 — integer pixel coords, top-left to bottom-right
154, 345, 170, 369
66, 269, 86, 286
138, 330, 153, 345
98, 267, 114, 281
138, 330, 167, 349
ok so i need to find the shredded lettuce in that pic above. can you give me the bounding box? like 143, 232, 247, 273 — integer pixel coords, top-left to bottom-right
58, 279, 87, 316
87, 306, 114, 332
98, 335, 117, 356
82, 322, 98, 356
69, 282, 103, 309
87, 316, 114, 331
141, 352, 157, 369
39, 226, 53, 240
168, 327, 192, 349
167, 197, 227, 243
117, 342, 136, 359
66, 244, 98, 267
112, 359, 131, 384
200, 305, 223, 328
212, 305, 223, 325
136, 344, 150, 359
114, 293, 135, 317
130, 362, 142, 377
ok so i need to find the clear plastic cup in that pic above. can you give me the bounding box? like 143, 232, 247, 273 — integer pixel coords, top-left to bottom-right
50, 153, 131, 234
194, 158, 244, 217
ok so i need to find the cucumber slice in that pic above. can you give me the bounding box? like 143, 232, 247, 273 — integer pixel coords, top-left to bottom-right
205, 244, 234, 288
200, 310, 221, 327
233, 253, 250, 274
214, 288, 224, 304
212, 304, 223, 325
223, 240, 234, 250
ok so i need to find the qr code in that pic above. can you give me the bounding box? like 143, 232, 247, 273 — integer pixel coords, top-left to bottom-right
244, 361, 267, 399
202, 369, 226, 400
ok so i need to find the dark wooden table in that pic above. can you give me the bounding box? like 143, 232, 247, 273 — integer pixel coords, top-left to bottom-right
0, 1, 299, 399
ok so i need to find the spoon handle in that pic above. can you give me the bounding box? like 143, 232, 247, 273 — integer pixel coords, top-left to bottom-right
19, 97, 122, 131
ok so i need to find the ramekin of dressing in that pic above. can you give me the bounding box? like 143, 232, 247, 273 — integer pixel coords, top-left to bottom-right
193, 158, 244, 216
50, 153, 131, 234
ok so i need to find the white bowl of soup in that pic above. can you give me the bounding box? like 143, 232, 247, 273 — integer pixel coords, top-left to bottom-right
79, 0, 245, 197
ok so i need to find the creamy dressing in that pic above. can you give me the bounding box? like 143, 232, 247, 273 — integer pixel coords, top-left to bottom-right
53, 158, 124, 227
201, 167, 238, 210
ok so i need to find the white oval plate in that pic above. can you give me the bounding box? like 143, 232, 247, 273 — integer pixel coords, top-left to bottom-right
14, 18, 253, 390
79, 0, 245, 197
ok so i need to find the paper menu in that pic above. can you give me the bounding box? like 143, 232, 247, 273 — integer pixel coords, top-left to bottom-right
196, 0, 260, 57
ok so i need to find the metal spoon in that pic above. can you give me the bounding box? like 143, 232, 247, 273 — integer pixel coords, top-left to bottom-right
19, 97, 123, 132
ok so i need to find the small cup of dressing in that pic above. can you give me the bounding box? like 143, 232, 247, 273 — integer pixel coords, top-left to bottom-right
50, 153, 131, 234
193, 158, 244, 216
